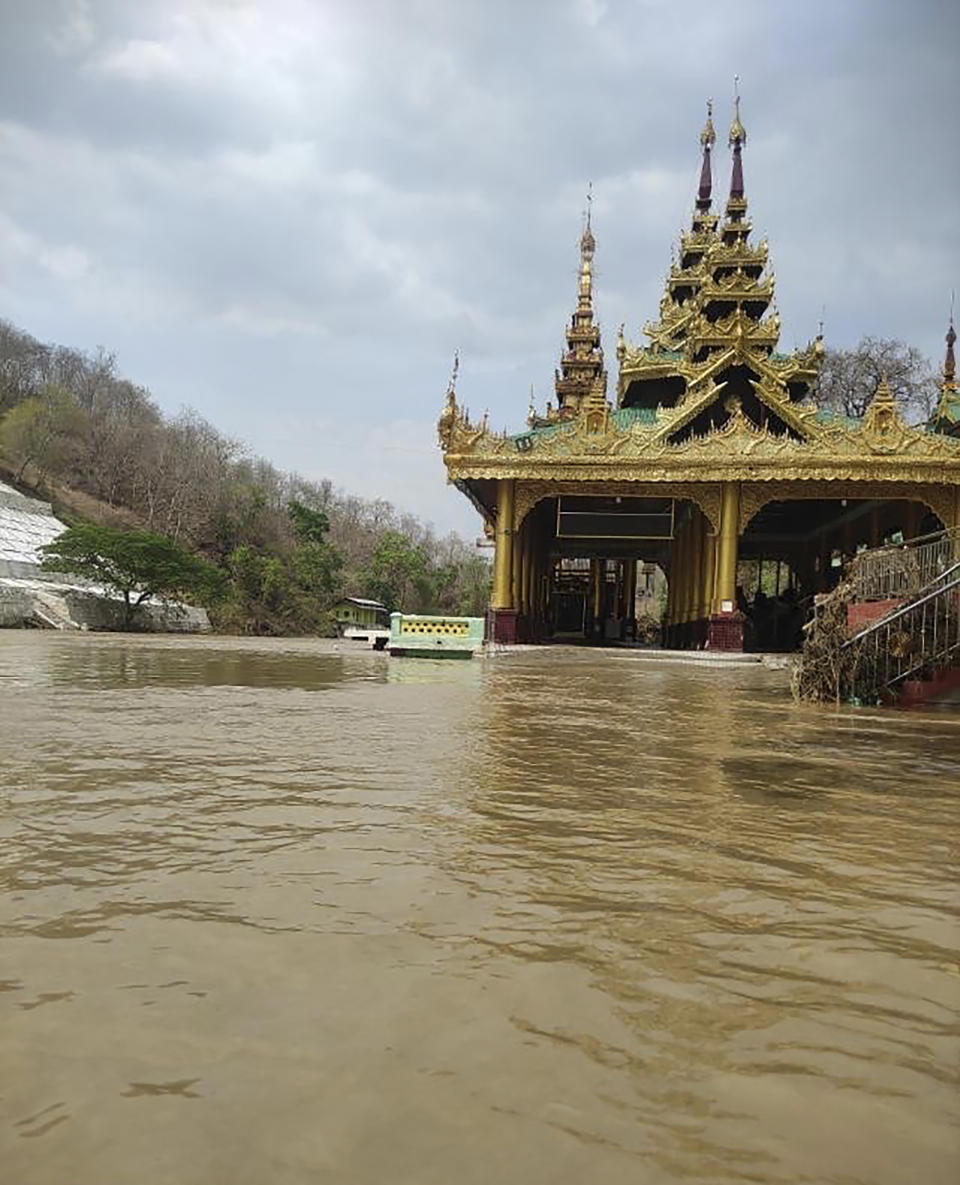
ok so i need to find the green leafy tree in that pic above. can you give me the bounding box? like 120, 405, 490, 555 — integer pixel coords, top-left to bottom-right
364, 529, 431, 612
288, 499, 341, 597
40, 524, 225, 628
0, 386, 82, 482
218, 541, 338, 636
451, 554, 492, 616
288, 499, 331, 544
293, 542, 341, 597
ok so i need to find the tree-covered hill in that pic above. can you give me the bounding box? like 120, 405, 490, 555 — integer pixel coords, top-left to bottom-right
0, 319, 490, 633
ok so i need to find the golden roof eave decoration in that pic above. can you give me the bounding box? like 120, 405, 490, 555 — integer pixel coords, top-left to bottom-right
440, 371, 960, 487
859, 376, 909, 454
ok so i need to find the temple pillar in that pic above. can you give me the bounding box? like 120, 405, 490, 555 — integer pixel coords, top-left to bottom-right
668, 516, 682, 644
520, 523, 532, 617
681, 513, 697, 646
590, 557, 603, 639
519, 523, 535, 644
679, 530, 691, 640
700, 530, 716, 645
511, 521, 523, 619
687, 511, 704, 647
665, 532, 680, 646
708, 481, 743, 651
663, 556, 674, 629
528, 538, 540, 639
624, 557, 637, 640
490, 478, 517, 642
663, 542, 675, 645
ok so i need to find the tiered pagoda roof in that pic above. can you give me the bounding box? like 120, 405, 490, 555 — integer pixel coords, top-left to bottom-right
615, 96, 822, 446
437, 92, 960, 532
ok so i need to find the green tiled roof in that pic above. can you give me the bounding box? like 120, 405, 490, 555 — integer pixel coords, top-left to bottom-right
928, 393, 960, 435
813, 408, 861, 430
509, 404, 658, 445
508, 421, 570, 445
612, 406, 658, 427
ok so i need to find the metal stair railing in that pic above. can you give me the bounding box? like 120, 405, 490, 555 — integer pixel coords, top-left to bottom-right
850, 526, 960, 602
842, 561, 960, 696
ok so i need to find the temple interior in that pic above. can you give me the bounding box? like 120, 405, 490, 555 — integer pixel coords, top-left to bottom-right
490, 493, 944, 652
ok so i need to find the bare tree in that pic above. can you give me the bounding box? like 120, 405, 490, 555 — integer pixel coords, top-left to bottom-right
817, 337, 938, 424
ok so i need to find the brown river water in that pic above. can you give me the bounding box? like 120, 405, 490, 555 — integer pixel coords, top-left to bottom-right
1, 633, 958, 1185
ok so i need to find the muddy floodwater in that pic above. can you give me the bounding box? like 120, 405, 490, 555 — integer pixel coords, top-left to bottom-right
1, 633, 958, 1185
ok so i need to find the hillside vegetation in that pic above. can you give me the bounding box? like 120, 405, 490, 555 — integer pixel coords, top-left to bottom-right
0, 319, 490, 633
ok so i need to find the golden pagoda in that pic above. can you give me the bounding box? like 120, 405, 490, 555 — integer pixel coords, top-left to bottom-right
438, 96, 960, 650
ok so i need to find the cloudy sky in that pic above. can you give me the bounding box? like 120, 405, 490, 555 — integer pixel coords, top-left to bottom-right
1, 0, 958, 535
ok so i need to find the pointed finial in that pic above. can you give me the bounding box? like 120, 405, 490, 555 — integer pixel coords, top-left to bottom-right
580, 182, 596, 257
728, 79, 746, 201
444, 350, 459, 399
814, 306, 825, 356
438, 352, 460, 446
697, 100, 715, 210
700, 99, 716, 148
729, 75, 746, 147
945, 295, 957, 386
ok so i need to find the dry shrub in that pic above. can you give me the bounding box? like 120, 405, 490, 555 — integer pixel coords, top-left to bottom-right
791, 581, 857, 703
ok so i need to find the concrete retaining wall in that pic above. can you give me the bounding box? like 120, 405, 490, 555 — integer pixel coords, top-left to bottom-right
0, 580, 210, 632
0, 479, 210, 633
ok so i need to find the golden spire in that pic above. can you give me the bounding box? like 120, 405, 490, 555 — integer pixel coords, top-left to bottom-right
700, 98, 716, 148
554, 193, 605, 415
578, 182, 596, 305
728, 75, 746, 146
580, 181, 596, 261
